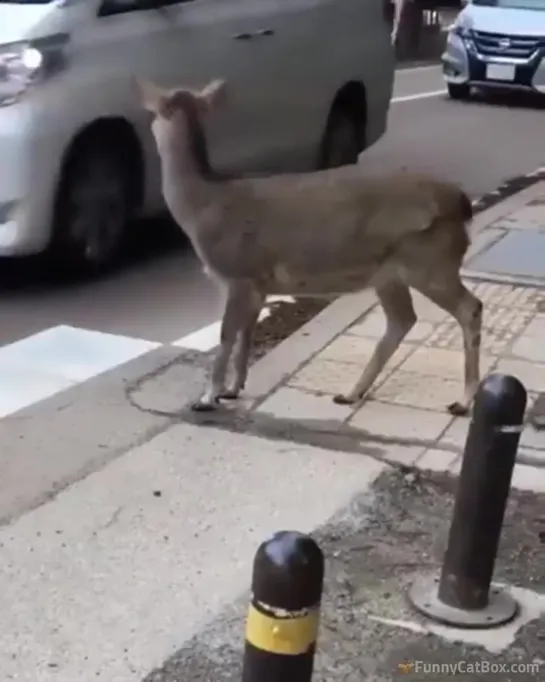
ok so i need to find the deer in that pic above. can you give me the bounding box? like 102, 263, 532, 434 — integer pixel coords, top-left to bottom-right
137, 78, 482, 415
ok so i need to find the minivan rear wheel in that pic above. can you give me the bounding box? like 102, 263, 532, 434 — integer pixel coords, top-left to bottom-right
49, 142, 133, 277
319, 104, 365, 169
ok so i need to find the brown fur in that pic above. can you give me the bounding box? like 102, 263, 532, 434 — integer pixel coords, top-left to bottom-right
138, 79, 482, 414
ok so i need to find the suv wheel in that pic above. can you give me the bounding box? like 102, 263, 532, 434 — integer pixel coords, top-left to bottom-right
447, 83, 471, 100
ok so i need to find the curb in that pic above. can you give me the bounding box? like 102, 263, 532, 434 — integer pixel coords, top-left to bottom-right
248, 290, 378, 411
471, 166, 545, 213
248, 168, 545, 468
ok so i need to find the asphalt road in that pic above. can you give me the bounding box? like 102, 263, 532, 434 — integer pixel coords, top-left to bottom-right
3, 64, 545, 349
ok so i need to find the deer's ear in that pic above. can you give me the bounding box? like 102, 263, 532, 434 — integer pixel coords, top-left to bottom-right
197, 79, 227, 113
136, 78, 165, 113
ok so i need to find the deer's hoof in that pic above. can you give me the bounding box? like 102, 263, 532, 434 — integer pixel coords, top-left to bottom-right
333, 394, 356, 406
447, 401, 469, 417
191, 398, 219, 412
219, 389, 240, 401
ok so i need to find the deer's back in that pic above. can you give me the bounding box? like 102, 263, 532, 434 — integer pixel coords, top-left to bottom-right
195, 171, 472, 291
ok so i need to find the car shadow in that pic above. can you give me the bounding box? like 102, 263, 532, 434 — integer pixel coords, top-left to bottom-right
456, 89, 545, 111
0, 215, 189, 297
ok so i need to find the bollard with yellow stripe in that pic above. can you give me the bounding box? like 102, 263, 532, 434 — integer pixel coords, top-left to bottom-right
242, 531, 324, 682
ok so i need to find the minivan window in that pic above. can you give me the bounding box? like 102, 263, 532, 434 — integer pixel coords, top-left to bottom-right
473, 0, 545, 8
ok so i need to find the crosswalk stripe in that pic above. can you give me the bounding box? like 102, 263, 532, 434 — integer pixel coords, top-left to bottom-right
171, 308, 272, 351
0, 296, 297, 418
169, 296, 295, 350
0, 325, 161, 418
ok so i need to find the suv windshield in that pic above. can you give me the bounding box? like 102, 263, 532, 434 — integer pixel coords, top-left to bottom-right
473, 0, 545, 8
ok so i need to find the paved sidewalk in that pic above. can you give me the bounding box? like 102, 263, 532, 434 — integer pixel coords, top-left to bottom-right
243, 181, 545, 479
465, 179, 545, 286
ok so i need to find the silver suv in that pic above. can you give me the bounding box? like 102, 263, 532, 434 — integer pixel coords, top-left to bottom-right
443, 0, 545, 100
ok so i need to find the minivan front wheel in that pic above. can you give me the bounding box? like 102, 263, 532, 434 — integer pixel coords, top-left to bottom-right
319, 104, 365, 169
50, 143, 132, 275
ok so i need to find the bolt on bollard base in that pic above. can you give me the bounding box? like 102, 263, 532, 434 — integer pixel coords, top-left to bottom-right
408, 374, 526, 629
242, 530, 324, 682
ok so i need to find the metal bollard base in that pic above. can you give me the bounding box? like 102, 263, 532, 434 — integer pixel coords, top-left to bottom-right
408, 576, 519, 629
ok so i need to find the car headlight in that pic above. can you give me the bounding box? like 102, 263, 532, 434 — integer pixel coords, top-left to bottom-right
0, 42, 44, 107
452, 24, 472, 39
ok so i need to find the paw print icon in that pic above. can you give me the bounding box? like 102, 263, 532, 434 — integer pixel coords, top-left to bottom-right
398, 661, 415, 674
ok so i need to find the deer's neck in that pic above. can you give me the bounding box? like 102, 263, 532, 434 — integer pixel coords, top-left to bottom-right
160, 148, 212, 229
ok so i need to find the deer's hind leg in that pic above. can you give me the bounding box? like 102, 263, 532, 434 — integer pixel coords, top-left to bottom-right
334, 280, 416, 406
410, 272, 482, 416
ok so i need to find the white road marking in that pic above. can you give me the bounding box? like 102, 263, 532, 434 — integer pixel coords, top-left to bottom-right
0, 298, 298, 416
396, 63, 441, 73
0, 325, 160, 418
171, 319, 223, 351
171, 295, 296, 351
392, 89, 446, 103
171, 309, 271, 351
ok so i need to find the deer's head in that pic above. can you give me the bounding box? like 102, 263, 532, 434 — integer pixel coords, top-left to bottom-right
136, 79, 227, 175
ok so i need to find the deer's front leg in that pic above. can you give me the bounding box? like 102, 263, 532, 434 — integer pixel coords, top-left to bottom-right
192, 285, 241, 412
221, 289, 265, 400
192, 282, 262, 411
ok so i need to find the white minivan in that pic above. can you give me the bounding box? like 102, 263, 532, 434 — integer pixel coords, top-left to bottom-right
0, 0, 394, 273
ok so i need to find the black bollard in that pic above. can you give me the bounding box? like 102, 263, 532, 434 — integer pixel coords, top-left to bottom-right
409, 374, 526, 629
242, 531, 324, 682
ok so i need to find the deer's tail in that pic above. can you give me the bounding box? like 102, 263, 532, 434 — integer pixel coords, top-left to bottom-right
423, 183, 473, 262
449, 188, 472, 263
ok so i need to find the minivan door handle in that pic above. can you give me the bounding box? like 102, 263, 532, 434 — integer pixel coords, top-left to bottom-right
232, 29, 275, 40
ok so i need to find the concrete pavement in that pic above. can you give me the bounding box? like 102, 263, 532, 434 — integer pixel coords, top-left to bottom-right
0, 423, 385, 680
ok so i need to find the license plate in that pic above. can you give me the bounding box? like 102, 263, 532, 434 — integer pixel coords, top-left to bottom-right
486, 63, 516, 81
